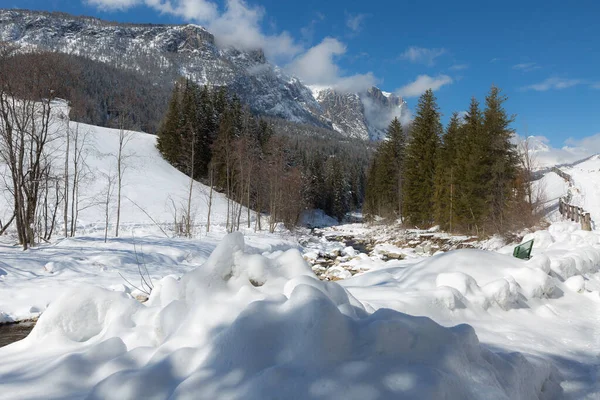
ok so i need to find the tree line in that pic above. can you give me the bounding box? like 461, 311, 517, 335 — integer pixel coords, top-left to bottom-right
156, 79, 370, 232
365, 87, 536, 235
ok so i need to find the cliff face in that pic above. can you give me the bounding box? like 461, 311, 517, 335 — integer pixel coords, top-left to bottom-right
315, 86, 408, 140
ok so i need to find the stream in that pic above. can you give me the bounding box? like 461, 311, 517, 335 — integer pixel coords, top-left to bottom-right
0, 322, 35, 348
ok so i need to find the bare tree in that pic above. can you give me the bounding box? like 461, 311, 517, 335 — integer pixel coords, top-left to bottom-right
185, 127, 195, 238
115, 116, 133, 237
37, 156, 63, 242
517, 136, 545, 212
205, 162, 214, 233
68, 122, 92, 237
63, 109, 70, 237
0, 48, 63, 249
101, 171, 116, 243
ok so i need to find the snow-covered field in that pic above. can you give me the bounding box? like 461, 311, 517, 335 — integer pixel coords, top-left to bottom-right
1, 118, 600, 398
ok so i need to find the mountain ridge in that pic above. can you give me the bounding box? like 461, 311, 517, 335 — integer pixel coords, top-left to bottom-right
0, 8, 407, 140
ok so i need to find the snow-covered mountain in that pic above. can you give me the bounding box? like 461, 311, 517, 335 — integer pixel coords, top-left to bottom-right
0, 9, 405, 140
313, 86, 408, 140
0, 9, 324, 127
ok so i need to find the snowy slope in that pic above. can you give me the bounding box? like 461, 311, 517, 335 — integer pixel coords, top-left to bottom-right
532, 171, 570, 219
67, 121, 239, 229
0, 108, 248, 236
561, 155, 600, 224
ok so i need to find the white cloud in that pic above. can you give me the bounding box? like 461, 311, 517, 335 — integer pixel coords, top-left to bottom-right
565, 133, 600, 153
88, 0, 218, 20
513, 134, 598, 169
512, 62, 541, 72
396, 74, 453, 98
522, 77, 583, 91
346, 13, 366, 33
207, 0, 301, 60
399, 46, 446, 66
286, 37, 377, 92
86, 0, 143, 10
591, 82, 600, 89
449, 64, 468, 71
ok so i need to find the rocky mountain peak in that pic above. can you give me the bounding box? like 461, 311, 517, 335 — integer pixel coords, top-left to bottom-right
313, 86, 408, 140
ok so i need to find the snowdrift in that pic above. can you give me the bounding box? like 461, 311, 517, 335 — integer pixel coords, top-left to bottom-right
344, 222, 600, 313
0, 233, 561, 399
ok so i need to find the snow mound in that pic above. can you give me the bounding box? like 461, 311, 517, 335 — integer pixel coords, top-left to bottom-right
0, 233, 561, 399
345, 222, 600, 314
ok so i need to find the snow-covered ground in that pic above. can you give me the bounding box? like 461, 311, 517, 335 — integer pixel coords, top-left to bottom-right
1, 116, 600, 398
0, 107, 290, 323
342, 222, 600, 399
533, 170, 570, 219
561, 155, 600, 224
0, 232, 565, 399
0, 231, 298, 323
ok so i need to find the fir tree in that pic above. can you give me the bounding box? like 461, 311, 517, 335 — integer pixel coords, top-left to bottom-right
180, 79, 198, 177
433, 112, 461, 231
363, 117, 406, 220
387, 117, 406, 219
324, 156, 349, 222
456, 97, 487, 233
156, 81, 183, 166
195, 84, 215, 178
403, 89, 442, 227
483, 85, 519, 231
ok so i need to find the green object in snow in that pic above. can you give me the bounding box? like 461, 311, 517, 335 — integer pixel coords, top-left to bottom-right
513, 239, 534, 260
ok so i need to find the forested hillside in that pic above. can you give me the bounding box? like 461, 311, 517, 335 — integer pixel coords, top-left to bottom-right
2, 52, 171, 134
156, 80, 372, 226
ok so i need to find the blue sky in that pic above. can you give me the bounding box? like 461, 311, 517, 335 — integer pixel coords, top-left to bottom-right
11, 0, 600, 149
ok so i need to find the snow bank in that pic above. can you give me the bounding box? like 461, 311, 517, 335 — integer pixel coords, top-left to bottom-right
0, 233, 560, 399
345, 222, 600, 315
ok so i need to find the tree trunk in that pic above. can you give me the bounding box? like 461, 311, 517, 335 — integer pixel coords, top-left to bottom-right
206, 165, 213, 233
64, 122, 69, 237
186, 130, 195, 238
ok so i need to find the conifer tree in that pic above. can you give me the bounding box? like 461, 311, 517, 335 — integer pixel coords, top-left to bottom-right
324, 156, 349, 222
456, 97, 487, 233
363, 117, 406, 220
157, 81, 183, 166
195, 84, 215, 178
387, 117, 406, 220
403, 89, 442, 227
433, 112, 460, 231
483, 85, 519, 231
